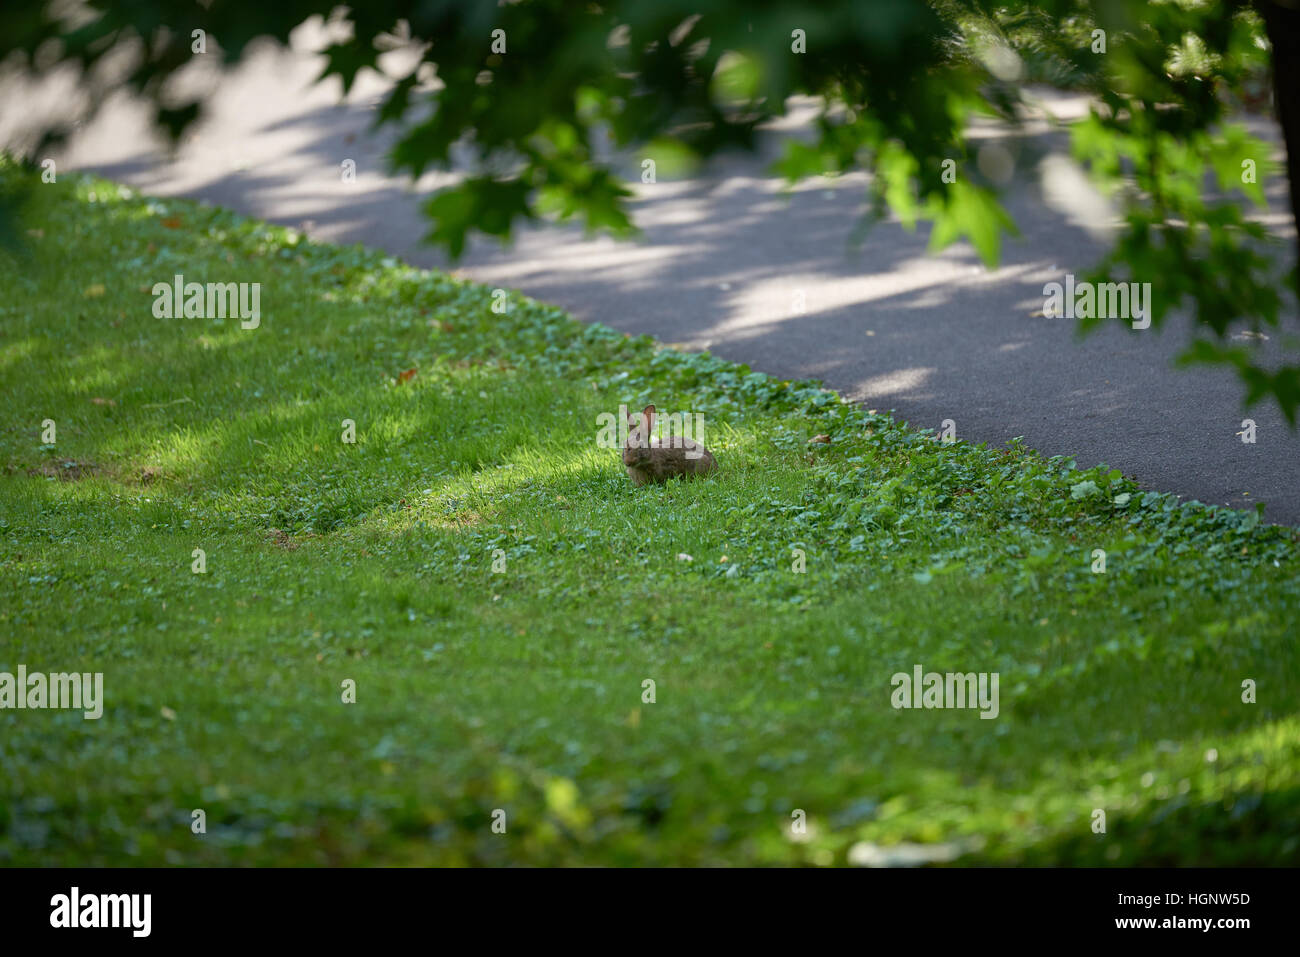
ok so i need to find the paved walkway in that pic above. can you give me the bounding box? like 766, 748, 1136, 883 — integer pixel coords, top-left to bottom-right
7, 28, 1298, 523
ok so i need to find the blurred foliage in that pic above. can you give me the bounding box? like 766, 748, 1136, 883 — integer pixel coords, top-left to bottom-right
0, 1, 1296, 416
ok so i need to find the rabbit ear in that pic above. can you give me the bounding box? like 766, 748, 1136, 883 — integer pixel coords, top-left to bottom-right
642, 405, 656, 434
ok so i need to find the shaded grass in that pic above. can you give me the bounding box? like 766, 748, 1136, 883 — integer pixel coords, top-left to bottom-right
1, 159, 1298, 865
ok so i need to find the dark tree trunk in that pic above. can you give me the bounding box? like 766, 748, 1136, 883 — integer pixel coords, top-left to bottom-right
1258, 1, 1300, 276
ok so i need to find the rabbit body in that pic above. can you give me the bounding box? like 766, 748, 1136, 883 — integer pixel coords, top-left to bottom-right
622, 405, 718, 487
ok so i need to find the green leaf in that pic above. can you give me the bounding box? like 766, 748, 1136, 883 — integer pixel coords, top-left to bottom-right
928, 179, 1017, 267
1070, 480, 1101, 500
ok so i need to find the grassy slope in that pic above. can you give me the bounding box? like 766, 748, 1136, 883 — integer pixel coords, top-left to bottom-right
1, 163, 1297, 865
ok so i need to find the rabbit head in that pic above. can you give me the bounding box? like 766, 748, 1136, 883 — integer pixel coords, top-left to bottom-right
622, 404, 655, 466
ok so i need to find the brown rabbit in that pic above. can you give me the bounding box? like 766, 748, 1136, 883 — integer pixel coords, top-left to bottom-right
622, 405, 718, 487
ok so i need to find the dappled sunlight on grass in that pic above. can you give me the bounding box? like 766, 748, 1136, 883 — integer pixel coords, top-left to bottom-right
0, 335, 40, 372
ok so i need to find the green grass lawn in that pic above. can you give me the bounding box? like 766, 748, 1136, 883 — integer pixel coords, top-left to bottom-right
1, 160, 1298, 866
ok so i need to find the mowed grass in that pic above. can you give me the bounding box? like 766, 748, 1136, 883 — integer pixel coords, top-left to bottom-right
1, 161, 1298, 866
